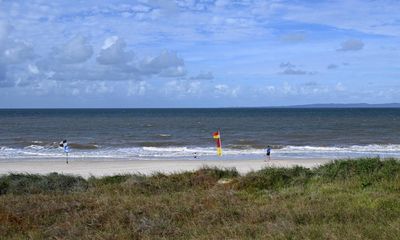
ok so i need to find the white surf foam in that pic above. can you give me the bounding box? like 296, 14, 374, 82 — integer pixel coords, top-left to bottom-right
1, 144, 400, 160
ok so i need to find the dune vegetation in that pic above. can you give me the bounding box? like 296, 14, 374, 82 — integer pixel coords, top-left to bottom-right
0, 157, 400, 239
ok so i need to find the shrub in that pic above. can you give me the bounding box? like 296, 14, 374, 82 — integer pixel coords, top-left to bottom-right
88, 174, 135, 186
0, 172, 88, 195
316, 157, 400, 181
237, 166, 313, 191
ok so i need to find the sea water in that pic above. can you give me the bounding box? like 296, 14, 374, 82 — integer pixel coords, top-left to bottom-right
1, 108, 400, 160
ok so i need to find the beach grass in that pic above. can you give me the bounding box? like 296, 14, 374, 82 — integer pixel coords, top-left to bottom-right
0, 157, 399, 239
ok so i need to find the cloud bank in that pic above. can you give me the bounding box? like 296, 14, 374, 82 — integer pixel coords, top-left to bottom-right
0, 0, 399, 107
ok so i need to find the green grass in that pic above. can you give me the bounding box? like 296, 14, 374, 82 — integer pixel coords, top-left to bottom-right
0, 172, 88, 195
0, 158, 399, 239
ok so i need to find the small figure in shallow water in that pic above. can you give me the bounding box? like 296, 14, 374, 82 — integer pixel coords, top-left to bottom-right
265, 146, 271, 161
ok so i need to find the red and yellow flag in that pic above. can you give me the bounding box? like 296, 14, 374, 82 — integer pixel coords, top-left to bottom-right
213, 131, 222, 156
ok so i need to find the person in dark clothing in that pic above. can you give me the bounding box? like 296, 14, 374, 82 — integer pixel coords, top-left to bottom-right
266, 145, 271, 161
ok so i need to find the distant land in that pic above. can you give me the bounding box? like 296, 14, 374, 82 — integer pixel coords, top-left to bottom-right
1, 103, 400, 109
282, 103, 400, 108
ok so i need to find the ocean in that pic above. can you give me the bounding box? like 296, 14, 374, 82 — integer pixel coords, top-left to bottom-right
1, 108, 400, 160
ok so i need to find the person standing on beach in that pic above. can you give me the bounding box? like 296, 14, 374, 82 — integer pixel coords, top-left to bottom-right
265, 145, 271, 161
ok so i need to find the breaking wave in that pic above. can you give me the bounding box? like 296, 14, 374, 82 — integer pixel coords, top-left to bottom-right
157, 134, 172, 138
2, 144, 400, 160
68, 143, 99, 150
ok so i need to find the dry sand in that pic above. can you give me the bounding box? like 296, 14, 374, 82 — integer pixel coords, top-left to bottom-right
0, 158, 333, 178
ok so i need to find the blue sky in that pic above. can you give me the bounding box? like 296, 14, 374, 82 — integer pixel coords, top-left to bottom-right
0, 0, 399, 107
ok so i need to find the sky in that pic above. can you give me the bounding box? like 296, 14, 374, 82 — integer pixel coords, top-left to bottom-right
0, 0, 399, 108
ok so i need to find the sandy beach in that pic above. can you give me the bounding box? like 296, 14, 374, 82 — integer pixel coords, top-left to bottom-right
0, 158, 333, 178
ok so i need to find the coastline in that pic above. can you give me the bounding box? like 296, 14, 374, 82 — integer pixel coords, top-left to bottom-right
0, 158, 333, 177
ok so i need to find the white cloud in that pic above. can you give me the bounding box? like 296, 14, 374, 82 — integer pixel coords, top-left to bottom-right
54, 36, 93, 64
28, 64, 39, 74
71, 88, 80, 95
26, 79, 59, 96
102, 36, 119, 50
281, 68, 309, 75
282, 82, 295, 95
144, 0, 178, 15
84, 81, 113, 94
280, 62, 296, 68
335, 82, 345, 91
97, 36, 133, 65
3, 41, 34, 64
280, 32, 306, 43
190, 71, 214, 80
0, 21, 33, 65
127, 80, 149, 96
256, 81, 345, 97
337, 39, 364, 51
0, 20, 12, 43
163, 80, 202, 97
159, 65, 186, 77
0, 21, 35, 87
279, 62, 315, 75
214, 0, 229, 8
258, 85, 276, 94
26, 39, 189, 86
280, 82, 329, 95
139, 50, 186, 77
327, 64, 338, 70
214, 84, 240, 97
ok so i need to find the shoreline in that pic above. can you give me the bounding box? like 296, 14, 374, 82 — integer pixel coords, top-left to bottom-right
0, 158, 333, 178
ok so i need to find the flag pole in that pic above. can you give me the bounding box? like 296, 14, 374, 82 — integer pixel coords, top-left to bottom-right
218, 129, 222, 157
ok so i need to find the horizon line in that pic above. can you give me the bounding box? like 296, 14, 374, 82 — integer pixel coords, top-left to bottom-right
1, 103, 400, 109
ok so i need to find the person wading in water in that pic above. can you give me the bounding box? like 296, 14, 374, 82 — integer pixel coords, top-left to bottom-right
265, 145, 271, 161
